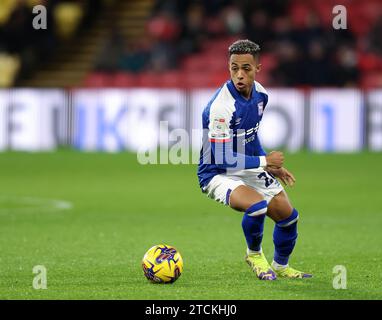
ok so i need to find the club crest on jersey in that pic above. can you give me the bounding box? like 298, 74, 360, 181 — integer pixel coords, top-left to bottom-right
212, 118, 228, 135
258, 101, 264, 116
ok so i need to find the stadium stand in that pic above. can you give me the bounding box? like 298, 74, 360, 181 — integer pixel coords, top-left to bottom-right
0, 0, 102, 87
86, 0, 382, 88
1, 0, 381, 88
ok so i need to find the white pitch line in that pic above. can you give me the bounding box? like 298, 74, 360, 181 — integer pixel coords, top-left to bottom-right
0, 195, 73, 215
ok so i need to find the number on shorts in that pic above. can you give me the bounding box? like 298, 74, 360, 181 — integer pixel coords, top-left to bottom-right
257, 172, 274, 188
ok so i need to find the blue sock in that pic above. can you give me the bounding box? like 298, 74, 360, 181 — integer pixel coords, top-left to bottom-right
273, 208, 299, 265
242, 200, 268, 252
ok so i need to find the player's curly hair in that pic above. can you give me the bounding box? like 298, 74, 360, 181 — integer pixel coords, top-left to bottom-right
228, 39, 261, 61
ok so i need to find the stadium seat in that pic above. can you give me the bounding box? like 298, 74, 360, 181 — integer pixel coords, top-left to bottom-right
84, 73, 112, 87
0, 53, 20, 87
211, 71, 229, 87
181, 55, 209, 71
203, 36, 241, 53
358, 53, 382, 72
258, 53, 277, 72
112, 72, 136, 87
310, 0, 333, 27
54, 2, 84, 39
184, 71, 216, 88
289, 1, 311, 28
200, 53, 227, 72
158, 71, 182, 88
137, 72, 163, 87
361, 72, 382, 88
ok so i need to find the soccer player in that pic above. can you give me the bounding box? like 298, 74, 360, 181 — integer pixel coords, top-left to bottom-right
197, 39, 312, 280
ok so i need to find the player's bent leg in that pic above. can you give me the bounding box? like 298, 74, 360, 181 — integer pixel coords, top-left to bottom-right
267, 191, 312, 279
266, 190, 294, 222
230, 186, 276, 280
229, 185, 264, 212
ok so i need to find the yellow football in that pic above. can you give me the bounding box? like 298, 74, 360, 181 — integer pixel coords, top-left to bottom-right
142, 244, 183, 283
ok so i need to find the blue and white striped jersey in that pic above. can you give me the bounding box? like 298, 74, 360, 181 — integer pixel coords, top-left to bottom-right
197, 79, 269, 188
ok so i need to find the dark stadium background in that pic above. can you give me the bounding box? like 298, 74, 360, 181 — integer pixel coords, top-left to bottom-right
0, 0, 381, 300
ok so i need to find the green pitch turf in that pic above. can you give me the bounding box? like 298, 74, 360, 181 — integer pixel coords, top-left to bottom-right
0, 150, 381, 300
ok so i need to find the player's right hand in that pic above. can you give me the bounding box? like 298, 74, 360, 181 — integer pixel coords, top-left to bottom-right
265, 151, 284, 168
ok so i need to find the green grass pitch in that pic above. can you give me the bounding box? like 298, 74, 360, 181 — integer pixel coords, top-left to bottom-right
0, 150, 381, 299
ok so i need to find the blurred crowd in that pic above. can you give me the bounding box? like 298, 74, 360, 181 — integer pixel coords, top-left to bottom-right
0, 0, 103, 86
1, 0, 382, 88
95, 0, 382, 88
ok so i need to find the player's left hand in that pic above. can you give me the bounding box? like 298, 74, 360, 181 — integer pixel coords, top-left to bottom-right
266, 167, 296, 187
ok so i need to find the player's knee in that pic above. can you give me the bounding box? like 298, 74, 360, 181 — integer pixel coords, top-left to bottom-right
245, 200, 268, 217
276, 208, 299, 227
